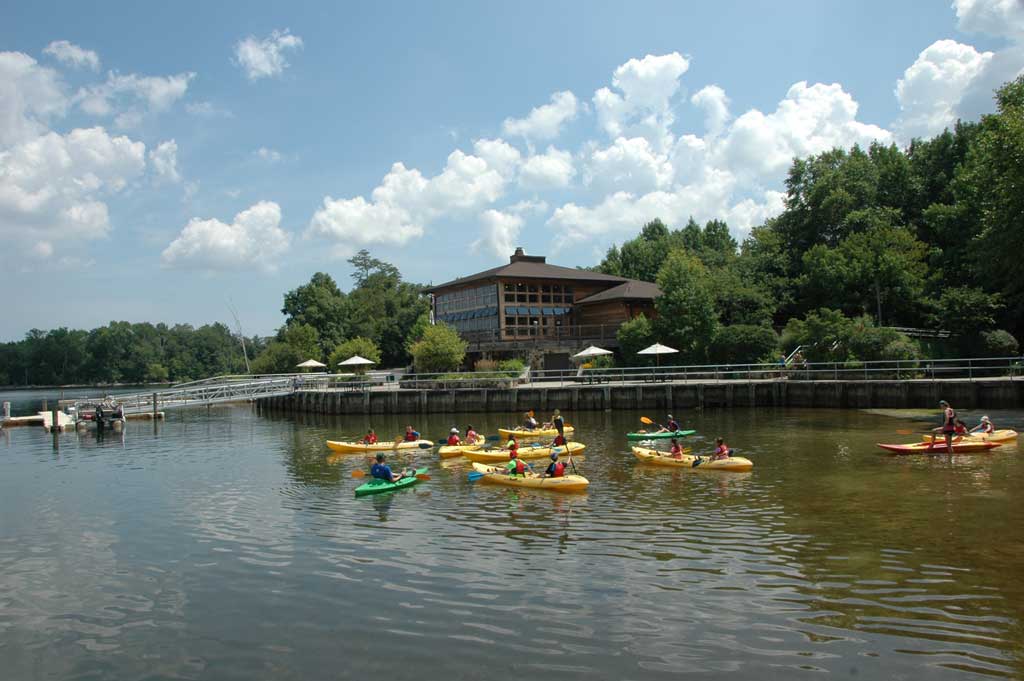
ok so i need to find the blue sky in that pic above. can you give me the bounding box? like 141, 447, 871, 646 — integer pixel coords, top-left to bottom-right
1, 0, 1022, 341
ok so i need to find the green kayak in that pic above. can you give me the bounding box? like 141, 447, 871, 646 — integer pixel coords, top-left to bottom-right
626, 429, 696, 440
354, 468, 428, 497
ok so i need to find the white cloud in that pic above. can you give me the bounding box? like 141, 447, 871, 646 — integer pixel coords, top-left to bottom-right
149, 139, 180, 183
593, 52, 690, 151
895, 39, 994, 140
256, 146, 282, 162
954, 0, 1024, 39
75, 70, 195, 126
185, 101, 232, 118
0, 51, 68, 146
472, 137, 522, 178
502, 90, 579, 141
234, 29, 303, 81
714, 81, 891, 182
585, 136, 673, 194
472, 209, 525, 258
161, 201, 291, 271
520, 146, 575, 190
308, 143, 516, 252
43, 40, 100, 71
691, 85, 731, 138
0, 126, 146, 252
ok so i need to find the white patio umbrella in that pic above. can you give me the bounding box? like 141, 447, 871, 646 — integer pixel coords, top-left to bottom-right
637, 343, 679, 367
337, 355, 376, 367
295, 359, 326, 369
573, 345, 613, 359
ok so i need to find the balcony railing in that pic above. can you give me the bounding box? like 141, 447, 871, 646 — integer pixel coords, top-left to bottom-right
458, 323, 623, 344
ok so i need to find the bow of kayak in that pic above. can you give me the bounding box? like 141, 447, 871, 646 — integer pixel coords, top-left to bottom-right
354, 468, 428, 497
631, 446, 753, 472
470, 463, 589, 492
463, 442, 586, 463
438, 443, 483, 457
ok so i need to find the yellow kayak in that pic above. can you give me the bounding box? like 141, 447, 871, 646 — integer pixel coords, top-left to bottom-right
471, 463, 589, 492
632, 446, 753, 472
463, 442, 586, 464
498, 425, 575, 440
326, 439, 433, 453
919, 429, 1017, 444
439, 443, 484, 458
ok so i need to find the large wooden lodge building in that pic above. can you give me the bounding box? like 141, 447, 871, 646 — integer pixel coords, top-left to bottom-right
426, 248, 661, 369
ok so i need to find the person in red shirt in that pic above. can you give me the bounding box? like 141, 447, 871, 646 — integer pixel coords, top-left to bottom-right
953, 419, 968, 436
669, 438, 684, 459
446, 427, 461, 446
404, 425, 420, 442
465, 425, 479, 444
362, 429, 377, 445
544, 451, 565, 477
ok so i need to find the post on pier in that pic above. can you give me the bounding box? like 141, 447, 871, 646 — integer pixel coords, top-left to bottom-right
51, 405, 60, 433
152, 392, 158, 419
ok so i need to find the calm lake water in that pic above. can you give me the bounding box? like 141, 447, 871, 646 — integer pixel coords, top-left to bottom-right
2, 398, 1023, 680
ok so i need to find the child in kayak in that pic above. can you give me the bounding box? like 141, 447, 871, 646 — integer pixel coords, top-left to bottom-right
656, 415, 681, 433
465, 425, 479, 444
404, 425, 420, 442
669, 438, 684, 459
370, 453, 410, 482
544, 451, 565, 478
504, 450, 527, 477
970, 415, 995, 434
506, 435, 519, 455
447, 428, 461, 446
712, 437, 731, 460
523, 412, 539, 430
954, 419, 968, 436
362, 429, 378, 445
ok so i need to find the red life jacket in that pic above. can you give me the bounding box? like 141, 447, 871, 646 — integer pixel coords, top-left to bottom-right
551, 462, 565, 477
954, 424, 967, 435
511, 458, 525, 475
447, 434, 460, 445
364, 434, 377, 444
553, 435, 566, 446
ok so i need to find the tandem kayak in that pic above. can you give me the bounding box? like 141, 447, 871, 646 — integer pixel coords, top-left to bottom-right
631, 446, 753, 472
354, 468, 428, 497
462, 442, 586, 464
919, 429, 1018, 444
326, 439, 434, 453
497, 426, 575, 440
626, 429, 696, 440
877, 441, 1001, 454
470, 463, 589, 492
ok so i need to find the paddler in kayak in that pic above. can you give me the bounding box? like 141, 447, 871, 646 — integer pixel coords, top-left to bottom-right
930, 400, 956, 449
970, 415, 995, 434
657, 414, 681, 433
465, 424, 479, 444
447, 427, 461, 446
370, 453, 411, 482
403, 425, 421, 442
711, 437, 731, 460
669, 438, 684, 459
506, 434, 519, 457
362, 429, 378, 445
500, 448, 527, 477
522, 411, 539, 431
544, 451, 566, 478
954, 419, 968, 436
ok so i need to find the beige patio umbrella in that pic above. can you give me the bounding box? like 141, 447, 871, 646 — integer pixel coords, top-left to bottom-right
573, 345, 613, 359
637, 343, 678, 367
295, 359, 327, 369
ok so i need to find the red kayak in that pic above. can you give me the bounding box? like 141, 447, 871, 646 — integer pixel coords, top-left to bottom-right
877, 441, 1001, 454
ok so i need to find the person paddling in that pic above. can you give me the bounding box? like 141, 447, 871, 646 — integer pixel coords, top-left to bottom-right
506, 434, 519, 456
970, 415, 995, 435
403, 425, 420, 442
656, 414, 681, 433
466, 424, 479, 444
503, 449, 527, 477
711, 437, 731, 461
362, 429, 378, 445
523, 411, 539, 430
931, 400, 956, 450
669, 437, 684, 459
447, 427, 461, 446
370, 453, 410, 482
954, 419, 968, 436
544, 451, 566, 478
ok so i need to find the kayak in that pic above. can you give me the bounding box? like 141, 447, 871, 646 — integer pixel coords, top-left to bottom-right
498, 425, 575, 440
632, 446, 753, 472
438, 443, 483, 458
877, 441, 1002, 454
462, 442, 586, 464
355, 468, 428, 497
919, 429, 1018, 444
626, 429, 696, 440
471, 463, 589, 492
326, 439, 433, 453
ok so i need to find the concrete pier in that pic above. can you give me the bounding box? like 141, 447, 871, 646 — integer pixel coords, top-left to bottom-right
257, 378, 1024, 416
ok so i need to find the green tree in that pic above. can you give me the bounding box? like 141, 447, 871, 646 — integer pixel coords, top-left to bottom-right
281, 272, 348, 354
250, 342, 304, 374
654, 251, 719, 362
279, 323, 321, 362
616, 314, 655, 366
408, 323, 467, 373
709, 325, 779, 364
345, 251, 429, 366
328, 337, 382, 372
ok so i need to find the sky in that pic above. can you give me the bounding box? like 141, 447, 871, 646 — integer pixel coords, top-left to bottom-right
1, 0, 1023, 341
